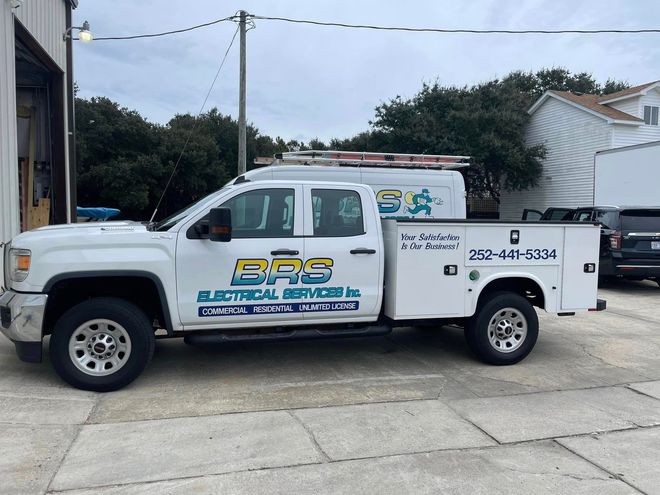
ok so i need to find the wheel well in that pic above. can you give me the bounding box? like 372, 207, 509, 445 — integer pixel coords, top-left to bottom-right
43, 276, 170, 335
477, 277, 545, 310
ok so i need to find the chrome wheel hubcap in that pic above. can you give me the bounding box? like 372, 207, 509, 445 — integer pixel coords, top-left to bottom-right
68, 319, 132, 376
487, 308, 527, 353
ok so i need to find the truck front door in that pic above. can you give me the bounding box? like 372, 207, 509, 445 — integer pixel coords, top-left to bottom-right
300, 185, 383, 323
176, 185, 304, 328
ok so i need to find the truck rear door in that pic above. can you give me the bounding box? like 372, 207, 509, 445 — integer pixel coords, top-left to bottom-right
301, 185, 383, 322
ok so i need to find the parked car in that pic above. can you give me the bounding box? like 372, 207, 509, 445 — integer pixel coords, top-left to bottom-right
525, 206, 660, 285
573, 207, 660, 286
522, 207, 575, 221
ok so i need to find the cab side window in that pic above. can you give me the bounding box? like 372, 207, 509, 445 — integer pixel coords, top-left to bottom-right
575, 211, 593, 222
221, 188, 294, 238
312, 189, 364, 237
595, 211, 617, 229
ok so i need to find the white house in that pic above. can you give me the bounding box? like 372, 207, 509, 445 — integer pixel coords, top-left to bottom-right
499, 81, 660, 220
1, 0, 78, 254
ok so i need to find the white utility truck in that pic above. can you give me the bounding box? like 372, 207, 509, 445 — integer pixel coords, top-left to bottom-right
1, 151, 605, 391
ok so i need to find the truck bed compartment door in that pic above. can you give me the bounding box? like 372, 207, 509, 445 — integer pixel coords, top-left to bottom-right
561, 226, 600, 311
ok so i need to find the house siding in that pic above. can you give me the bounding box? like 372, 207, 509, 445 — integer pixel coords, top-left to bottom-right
607, 97, 640, 118
499, 98, 612, 220
611, 89, 660, 148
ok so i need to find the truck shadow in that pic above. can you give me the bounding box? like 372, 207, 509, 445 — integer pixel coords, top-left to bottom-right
598, 277, 659, 293
147, 325, 473, 378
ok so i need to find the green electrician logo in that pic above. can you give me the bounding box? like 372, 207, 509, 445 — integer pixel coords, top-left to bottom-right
404, 188, 444, 216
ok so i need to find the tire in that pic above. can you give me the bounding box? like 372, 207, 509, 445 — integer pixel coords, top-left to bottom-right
465, 291, 538, 365
50, 298, 155, 392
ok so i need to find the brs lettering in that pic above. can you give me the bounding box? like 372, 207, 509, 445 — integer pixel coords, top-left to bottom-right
231, 258, 333, 286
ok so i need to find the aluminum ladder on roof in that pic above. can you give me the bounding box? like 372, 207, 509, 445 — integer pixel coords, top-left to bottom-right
266, 150, 470, 170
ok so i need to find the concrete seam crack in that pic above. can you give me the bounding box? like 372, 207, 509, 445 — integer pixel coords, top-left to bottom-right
287, 410, 332, 463
554, 439, 649, 495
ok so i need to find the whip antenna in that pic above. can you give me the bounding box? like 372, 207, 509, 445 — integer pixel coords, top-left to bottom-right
149, 22, 241, 225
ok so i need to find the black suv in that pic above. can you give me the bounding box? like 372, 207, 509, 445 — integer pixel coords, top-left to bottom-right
524, 206, 660, 285
571, 207, 660, 285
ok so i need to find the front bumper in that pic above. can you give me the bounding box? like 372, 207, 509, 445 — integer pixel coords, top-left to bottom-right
0, 290, 47, 362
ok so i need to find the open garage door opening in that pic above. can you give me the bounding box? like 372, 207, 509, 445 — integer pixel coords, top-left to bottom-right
14, 23, 70, 232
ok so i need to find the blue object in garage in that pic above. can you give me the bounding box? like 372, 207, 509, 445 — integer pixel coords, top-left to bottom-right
76, 207, 121, 221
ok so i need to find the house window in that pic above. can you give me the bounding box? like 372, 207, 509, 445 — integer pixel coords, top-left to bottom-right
643, 105, 659, 125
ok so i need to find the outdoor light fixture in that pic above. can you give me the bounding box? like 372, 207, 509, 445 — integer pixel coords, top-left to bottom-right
63, 20, 93, 42
9, 0, 23, 10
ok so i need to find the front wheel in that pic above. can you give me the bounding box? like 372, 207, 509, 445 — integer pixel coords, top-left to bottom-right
50, 298, 155, 392
465, 291, 538, 365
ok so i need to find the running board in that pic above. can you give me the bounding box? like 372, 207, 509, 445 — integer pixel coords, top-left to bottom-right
183, 325, 392, 345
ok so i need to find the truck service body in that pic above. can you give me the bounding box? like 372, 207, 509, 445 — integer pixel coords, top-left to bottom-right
0, 151, 605, 391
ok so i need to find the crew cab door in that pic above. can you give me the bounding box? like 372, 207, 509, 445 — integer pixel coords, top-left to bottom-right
301, 185, 383, 322
176, 185, 304, 327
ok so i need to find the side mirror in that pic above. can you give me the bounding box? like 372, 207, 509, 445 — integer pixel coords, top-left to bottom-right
209, 207, 232, 242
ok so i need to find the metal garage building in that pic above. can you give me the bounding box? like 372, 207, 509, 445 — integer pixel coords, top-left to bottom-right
0, 0, 77, 252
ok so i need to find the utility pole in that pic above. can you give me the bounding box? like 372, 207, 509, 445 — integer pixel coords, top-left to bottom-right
237, 10, 247, 176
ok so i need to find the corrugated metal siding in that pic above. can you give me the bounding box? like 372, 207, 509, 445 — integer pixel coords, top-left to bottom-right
0, 4, 20, 247
499, 98, 612, 220
15, 0, 67, 70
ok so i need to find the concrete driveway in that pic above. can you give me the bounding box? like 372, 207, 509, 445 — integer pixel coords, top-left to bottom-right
1, 280, 659, 494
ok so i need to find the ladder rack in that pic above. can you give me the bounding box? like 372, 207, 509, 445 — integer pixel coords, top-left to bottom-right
262, 150, 470, 170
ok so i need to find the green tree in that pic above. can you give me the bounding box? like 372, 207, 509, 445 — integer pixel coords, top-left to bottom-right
308, 68, 628, 201
75, 98, 287, 220
75, 97, 162, 218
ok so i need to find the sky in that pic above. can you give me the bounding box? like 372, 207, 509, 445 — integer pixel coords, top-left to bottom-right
72, 0, 660, 143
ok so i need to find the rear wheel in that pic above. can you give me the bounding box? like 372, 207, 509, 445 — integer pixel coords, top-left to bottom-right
50, 298, 155, 392
465, 291, 538, 365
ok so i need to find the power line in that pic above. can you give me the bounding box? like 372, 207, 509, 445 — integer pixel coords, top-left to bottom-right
250, 15, 660, 35
81, 13, 660, 41
91, 15, 238, 41
149, 24, 240, 224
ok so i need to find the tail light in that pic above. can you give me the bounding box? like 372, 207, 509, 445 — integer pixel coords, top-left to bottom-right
609, 231, 621, 250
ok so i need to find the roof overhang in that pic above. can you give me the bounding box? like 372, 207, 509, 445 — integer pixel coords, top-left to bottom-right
67, 0, 79, 8
598, 81, 660, 104
528, 91, 641, 126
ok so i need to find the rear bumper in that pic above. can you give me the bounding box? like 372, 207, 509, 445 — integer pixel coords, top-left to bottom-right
0, 290, 47, 363
600, 257, 660, 278
614, 263, 660, 278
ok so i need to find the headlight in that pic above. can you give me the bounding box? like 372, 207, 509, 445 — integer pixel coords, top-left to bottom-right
9, 248, 31, 282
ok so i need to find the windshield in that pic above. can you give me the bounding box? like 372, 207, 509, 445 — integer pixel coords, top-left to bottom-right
154, 188, 227, 231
